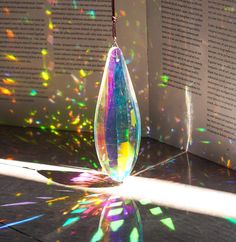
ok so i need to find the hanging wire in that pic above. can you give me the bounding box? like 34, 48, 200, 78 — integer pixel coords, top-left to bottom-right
112, 0, 118, 46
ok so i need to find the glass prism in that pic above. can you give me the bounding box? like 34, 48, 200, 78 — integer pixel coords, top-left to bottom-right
94, 47, 141, 182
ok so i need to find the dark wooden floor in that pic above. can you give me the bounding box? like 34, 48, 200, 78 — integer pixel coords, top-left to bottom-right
0, 126, 236, 242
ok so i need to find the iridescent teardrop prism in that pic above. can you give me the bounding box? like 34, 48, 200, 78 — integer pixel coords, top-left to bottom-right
94, 47, 141, 182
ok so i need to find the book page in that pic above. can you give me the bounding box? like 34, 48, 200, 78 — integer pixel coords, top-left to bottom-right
148, 0, 236, 169
0, 0, 148, 134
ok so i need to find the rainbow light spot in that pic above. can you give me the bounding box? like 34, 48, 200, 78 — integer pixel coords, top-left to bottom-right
5, 29, 14, 38
5, 54, 17, 61
0, 87, 12, 95
48, 19, 54, 30
160, 218, 175, 231
41, 49, 48, 56
149, 207, 163, 216
29, 90, 38, 96
2, 78, 15, 85
196, 128, 206, 132
45, 10, 52, 15
130, 227, 139, 242
91, 228, 104, 242
110, 219, 124, 232
108, 208, 123, 217
62, 217, 80, 227
41, 71, 50, 81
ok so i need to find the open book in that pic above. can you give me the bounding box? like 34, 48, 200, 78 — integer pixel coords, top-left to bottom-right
0, 0, 235, 170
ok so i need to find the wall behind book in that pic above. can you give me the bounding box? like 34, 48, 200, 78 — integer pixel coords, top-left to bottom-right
0, 0, 149, 136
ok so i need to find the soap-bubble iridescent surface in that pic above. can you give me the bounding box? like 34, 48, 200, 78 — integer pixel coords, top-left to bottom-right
94, 47, 141, 182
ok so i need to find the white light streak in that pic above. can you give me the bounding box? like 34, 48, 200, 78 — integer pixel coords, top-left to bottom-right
185, 86, 193, 152
1, 159, 236, 220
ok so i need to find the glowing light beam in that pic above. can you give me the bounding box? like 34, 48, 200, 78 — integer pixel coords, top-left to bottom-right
0, 215, 44, 230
